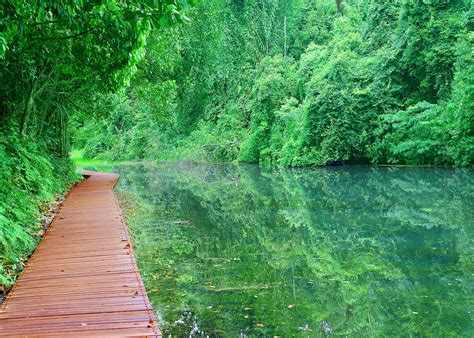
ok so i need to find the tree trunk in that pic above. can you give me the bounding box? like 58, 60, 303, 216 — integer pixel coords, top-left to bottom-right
336, 0, 343, 15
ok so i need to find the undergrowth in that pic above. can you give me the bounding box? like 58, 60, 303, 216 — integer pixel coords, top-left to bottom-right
0, 134, 81, 291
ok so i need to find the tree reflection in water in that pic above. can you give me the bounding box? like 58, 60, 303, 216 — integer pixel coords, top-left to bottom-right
108, 164, 472, 337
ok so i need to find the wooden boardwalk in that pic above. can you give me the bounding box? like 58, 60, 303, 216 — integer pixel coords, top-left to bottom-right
0, 171, 160, 336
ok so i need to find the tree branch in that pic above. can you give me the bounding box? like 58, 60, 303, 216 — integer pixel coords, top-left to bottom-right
33, 27, 99, 41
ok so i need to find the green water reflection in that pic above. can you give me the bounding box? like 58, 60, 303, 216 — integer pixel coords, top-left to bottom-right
93, 163, 474, 336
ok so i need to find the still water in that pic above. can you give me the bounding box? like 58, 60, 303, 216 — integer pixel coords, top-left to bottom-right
84, 163, 473, 336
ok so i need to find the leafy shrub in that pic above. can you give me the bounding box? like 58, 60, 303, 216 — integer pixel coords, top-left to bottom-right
370, 102, 449, 165
238, 55, 297, 165
0, 133, 80, 287
73, 0, 472, 167
370, 31, 473, 166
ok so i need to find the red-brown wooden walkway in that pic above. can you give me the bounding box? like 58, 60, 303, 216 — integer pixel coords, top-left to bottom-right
0, 171, 160, 336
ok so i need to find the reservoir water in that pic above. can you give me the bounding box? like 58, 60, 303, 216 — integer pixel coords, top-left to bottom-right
83, 163, 473, 336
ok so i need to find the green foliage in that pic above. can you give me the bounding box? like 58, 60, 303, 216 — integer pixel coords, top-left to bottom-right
1, 0, 193, 135
239, 55, 297, 165
292, 22, 374, 165
370, 29, 474, 166
444, 30, 474, 166
0, 133, 80, 288
371, 102, 449, 165
75, 0, 472, 167
0, 0, 194, 287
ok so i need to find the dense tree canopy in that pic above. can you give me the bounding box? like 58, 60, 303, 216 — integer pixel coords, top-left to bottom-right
75, 0, 473, 167
1, 0, 193, 136
0, 0, 193, 288
1, 0, 473, 290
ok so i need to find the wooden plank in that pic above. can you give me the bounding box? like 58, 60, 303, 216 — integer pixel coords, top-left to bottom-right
0, 171, 160, 337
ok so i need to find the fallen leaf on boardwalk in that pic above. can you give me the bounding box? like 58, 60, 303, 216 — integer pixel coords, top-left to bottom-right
80, 323, 87, 326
